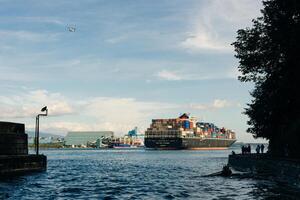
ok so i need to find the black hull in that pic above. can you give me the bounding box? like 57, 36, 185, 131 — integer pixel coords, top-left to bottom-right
145, 137, 236, 150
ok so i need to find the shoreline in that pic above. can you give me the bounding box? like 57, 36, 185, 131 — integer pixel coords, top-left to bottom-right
228, 153, 300, 185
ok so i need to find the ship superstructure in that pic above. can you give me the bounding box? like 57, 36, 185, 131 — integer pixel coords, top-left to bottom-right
145, 113, 236, 150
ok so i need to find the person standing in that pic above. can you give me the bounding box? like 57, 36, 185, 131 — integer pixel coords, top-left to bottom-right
261, 144, 265, 153
241, 145, 245, 154
256, 144, 260, 154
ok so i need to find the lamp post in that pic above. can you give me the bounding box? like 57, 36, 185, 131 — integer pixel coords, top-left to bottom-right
35, 106, 48, 155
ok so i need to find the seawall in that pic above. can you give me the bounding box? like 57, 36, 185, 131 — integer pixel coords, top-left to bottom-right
0, 121, 47, 177
228, 154, 300, 184
0, 155, 47, 177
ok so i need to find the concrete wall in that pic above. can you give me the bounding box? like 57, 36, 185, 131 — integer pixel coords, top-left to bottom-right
0, 122, 28, 155
0, 121, 47, 176
0, 155, 47, 176
228, 154, 300, 183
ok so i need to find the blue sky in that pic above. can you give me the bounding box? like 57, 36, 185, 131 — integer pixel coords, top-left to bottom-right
0, 0, 264, 142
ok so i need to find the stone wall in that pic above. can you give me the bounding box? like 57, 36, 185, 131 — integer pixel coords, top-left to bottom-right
0, 155, 47, 176
228, 154, 300, 183
0, 122, 28, 155
0, 121, 47, 176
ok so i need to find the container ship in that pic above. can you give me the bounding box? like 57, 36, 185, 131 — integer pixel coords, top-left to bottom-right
145, 113, 236, 150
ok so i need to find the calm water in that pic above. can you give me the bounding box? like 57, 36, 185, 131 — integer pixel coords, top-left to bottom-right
0, 147, 299, 200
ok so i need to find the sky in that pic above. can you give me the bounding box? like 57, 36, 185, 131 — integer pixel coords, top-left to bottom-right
0, 0, 265, 142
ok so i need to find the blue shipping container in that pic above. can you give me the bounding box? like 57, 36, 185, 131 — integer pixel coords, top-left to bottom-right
183, 120, 190, 129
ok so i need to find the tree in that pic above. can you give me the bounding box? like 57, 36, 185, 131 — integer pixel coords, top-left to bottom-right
232, 0, 300, 158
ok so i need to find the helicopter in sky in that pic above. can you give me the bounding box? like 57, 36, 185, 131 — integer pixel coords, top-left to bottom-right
67, 25, 76, 32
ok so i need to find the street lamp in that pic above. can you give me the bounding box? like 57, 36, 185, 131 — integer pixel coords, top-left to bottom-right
35, 106, 48, 155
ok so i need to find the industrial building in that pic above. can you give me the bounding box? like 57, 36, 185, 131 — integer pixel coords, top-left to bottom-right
64, 131, 114, 147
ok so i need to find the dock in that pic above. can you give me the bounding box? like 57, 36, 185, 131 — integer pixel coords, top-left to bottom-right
0, 121, 47, 177
0, 155, 46, 176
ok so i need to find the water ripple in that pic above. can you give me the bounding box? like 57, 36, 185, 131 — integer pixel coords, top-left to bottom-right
1, 148, 299, 199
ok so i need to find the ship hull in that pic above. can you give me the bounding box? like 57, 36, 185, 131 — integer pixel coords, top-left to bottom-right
145, 137, 236, 150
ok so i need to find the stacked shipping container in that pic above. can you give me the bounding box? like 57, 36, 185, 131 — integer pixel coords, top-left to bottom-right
145, 114, 236, 140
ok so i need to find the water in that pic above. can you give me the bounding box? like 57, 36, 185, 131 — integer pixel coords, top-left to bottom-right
0, 147, 299, 200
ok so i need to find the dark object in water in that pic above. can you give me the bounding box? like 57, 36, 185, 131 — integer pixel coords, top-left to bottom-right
203, 165, 232, 177
221, 165, 232, 176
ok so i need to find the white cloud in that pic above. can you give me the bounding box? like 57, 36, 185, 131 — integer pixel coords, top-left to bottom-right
157, 70, 182, 81
77, 97, 179, 134
180, 0, 262, 52
0, 30, 60, 42
156, 67, 239, 81
105, 35, 128, 44
0, 70, 38, 82
181, 26, 231, 51
0, 89, 239, 135
211, 0, 263, 23
189, 99, 233, 110
0, 16, 64, 25
0, 89, 178, 135
0, 90, 74, 118
0, 51, 240, 84
20, 16, 64, 25
188, 103, 207, 110
212, 99, 231, 108
26, 122, 93, 134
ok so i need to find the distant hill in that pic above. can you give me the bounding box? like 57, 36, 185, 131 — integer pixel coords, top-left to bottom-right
26, 131, 64, 138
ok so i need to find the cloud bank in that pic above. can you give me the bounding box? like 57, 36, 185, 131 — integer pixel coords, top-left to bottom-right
0, 89, 238, 135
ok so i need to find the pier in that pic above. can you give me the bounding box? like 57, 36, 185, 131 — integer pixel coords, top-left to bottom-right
0, 121, 47, 177
0, 155, 46, 177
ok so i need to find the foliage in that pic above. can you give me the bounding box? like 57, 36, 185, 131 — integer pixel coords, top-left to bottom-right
232, 0, 300, 157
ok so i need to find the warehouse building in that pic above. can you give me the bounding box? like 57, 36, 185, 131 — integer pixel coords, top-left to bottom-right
65, 131, 114, 147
